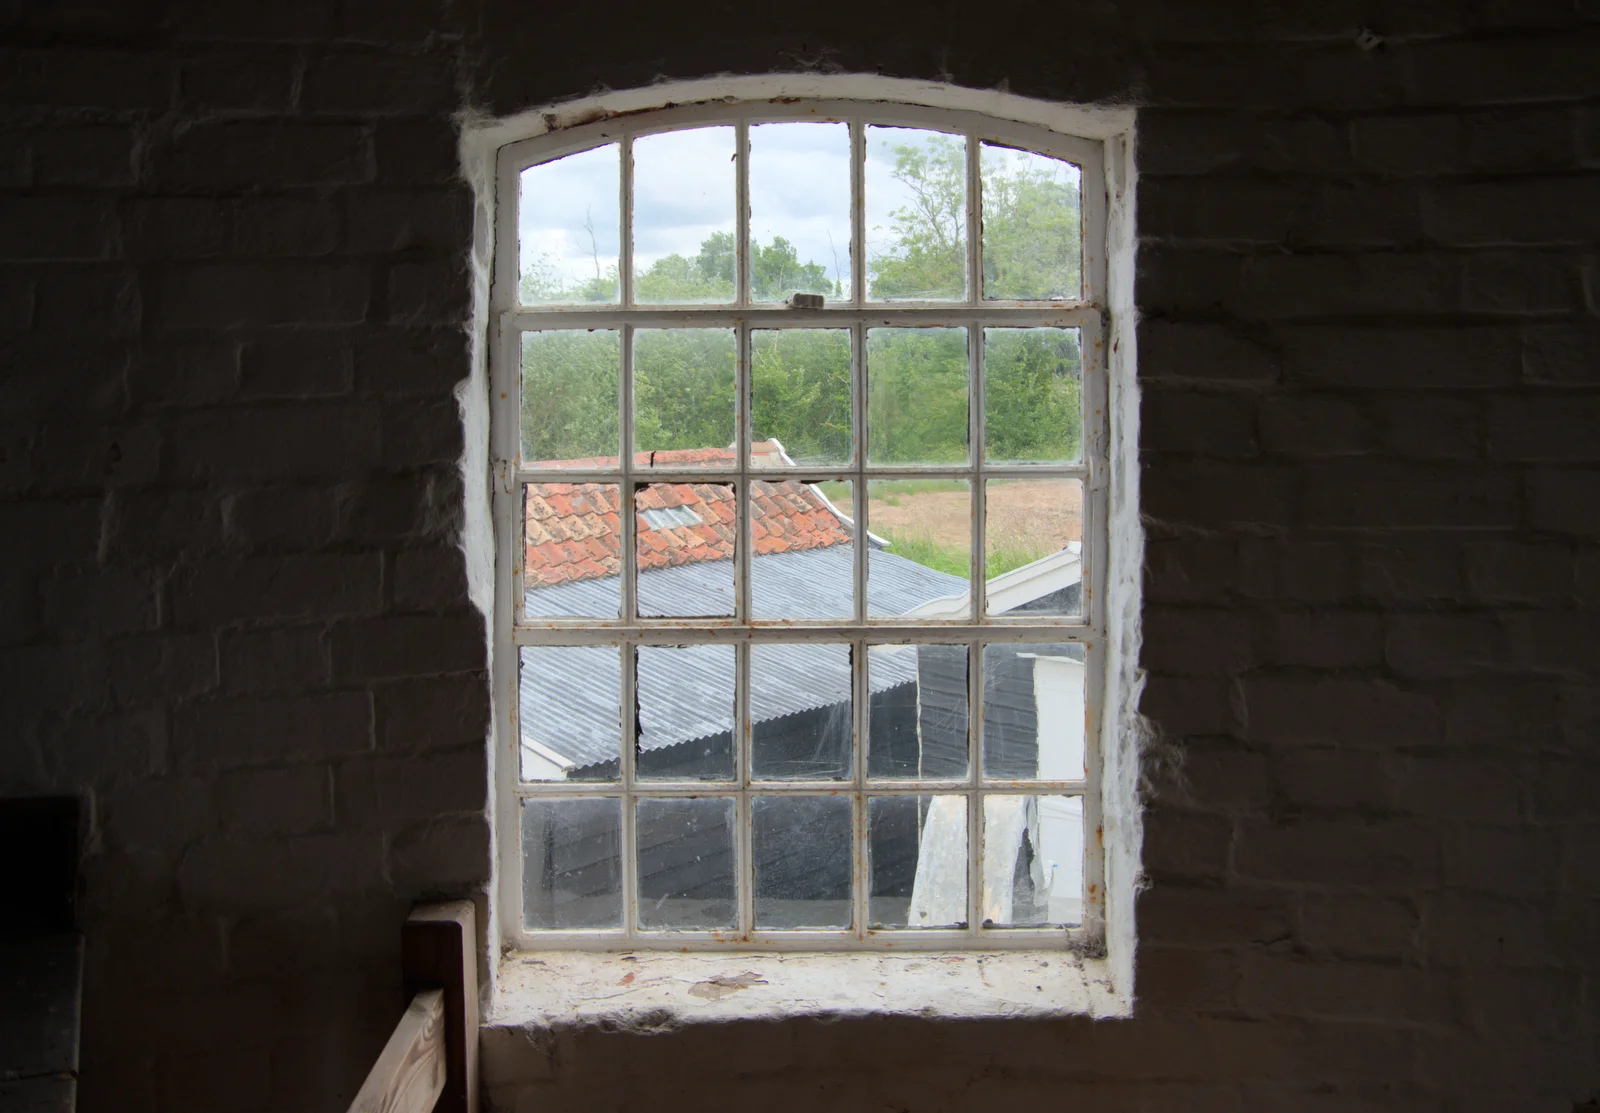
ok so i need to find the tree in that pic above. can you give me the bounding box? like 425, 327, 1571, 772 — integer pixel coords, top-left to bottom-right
980, 147, 1082, 300
520, 135, 1081, 466
868, 135, 967, 300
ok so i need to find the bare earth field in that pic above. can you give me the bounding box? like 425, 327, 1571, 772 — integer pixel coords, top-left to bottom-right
836, 480, 1082, 551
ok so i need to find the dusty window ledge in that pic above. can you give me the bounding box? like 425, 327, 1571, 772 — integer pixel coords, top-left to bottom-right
487, 949, 1128, 1033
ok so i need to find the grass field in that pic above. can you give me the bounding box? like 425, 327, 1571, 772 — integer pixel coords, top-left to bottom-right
820, 478, 1079, 580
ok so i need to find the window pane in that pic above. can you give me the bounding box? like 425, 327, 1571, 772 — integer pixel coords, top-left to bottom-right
749, 122, 851, 303
981, 143, 1082, 302
984, 479, 1082, 617
519, 646, 620, 782
752, 795, 852, 929
981, 794, 1083, 927
866, 327, 968, 465
981, 643, 1086, 781
521, 330, 620, 467
519, 144, 620, 305
867, 644, 968, 780
867, 478, 970, 620
869, 795, 966, 928
637, 645, 734, 781
635, 481, 735, 618
522, 797, 622, 929
983, 327, 1082, 466
751, 478, 854, 621
751, 329, 852, 467
865, 126, 966, 301
634, 328, 736, 468
751, 643, 851, 781
637, 796, 736, 930
633, 127, 736, 304
522, 483, 621, 621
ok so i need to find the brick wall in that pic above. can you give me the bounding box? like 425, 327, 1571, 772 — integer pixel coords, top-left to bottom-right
1, 1, 1596, 1110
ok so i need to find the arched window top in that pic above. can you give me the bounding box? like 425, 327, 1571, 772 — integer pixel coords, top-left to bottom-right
490, 97, 1109, 317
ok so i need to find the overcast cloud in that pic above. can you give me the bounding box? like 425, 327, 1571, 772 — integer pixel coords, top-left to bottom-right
517, 124, 1024, 297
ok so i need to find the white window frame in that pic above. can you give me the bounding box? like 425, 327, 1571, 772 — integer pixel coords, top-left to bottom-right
488, 96, 1115, 954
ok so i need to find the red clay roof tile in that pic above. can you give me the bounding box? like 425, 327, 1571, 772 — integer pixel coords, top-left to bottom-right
523, 446, 853, 587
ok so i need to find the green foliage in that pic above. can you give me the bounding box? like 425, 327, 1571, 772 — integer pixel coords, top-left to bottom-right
876, 530, 970, 579
980, 147, 1082, 300
868, 135, 967, 300
751, 237, 836, 302
984, 328, 1082, 463
520, 330, 619, 461
634, 329, 736, 453
751, 329, 851, 463
518, 136, 1082, 502
867, 327, 969, 464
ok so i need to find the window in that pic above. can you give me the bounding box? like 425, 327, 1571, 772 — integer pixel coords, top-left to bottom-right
490, 99, 1109, 952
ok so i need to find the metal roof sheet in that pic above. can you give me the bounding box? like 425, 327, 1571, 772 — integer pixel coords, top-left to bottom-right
519, 547, 965, 768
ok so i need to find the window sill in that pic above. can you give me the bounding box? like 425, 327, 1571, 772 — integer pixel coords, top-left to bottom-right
486, 948, 1127, 1035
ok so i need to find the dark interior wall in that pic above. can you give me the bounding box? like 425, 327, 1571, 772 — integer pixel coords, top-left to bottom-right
1, 1, 1597, 1110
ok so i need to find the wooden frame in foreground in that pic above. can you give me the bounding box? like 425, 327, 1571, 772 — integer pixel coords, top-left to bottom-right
348, 901, 480, 1113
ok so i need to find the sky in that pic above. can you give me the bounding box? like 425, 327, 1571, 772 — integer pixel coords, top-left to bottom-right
516, 124, 1079, 301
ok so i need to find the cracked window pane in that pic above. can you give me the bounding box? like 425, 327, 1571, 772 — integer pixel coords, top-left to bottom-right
636, 645, 735, 782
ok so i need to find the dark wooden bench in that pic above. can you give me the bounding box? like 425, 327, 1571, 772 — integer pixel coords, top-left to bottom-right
346, 902, 480, 1113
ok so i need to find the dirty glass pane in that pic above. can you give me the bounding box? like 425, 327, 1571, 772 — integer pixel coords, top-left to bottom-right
637, 796, 737, 930
749, 122, 851, 303
519, 144, 620, 305
867, 644, 968, 780
634, 328, 736, 468
522, 483, 621, 621
752, 795, 852, 929
751, 643, 851, 781
983, 327, 1082, 466
518, 646, 620, 782
866, 327, 969, 465
981, 794, 1083, 927
866, 478, 970, 620
981, 642, 1086, 780
635, 481, 734, 618
983, 479, 1082, 618
522, 797, 622, 929
637, 645, 735, 781
752, 478, 854, 621
865, 126, 966, 301
981, 143, 1082, 302
751, 329, 852, 468
632, 127, 736, 304
869, 795, 966, 928
520, 330, 620, 467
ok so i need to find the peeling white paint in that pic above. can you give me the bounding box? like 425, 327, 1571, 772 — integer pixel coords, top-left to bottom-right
489, 949, 1122, 1032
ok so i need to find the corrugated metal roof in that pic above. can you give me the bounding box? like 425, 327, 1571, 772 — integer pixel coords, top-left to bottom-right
520, 547, 964, 768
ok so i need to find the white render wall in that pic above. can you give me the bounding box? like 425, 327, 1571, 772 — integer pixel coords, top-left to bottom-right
1, 3, 1598, 1112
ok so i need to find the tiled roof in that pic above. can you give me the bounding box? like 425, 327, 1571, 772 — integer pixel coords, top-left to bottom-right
524, 445, 854, 587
